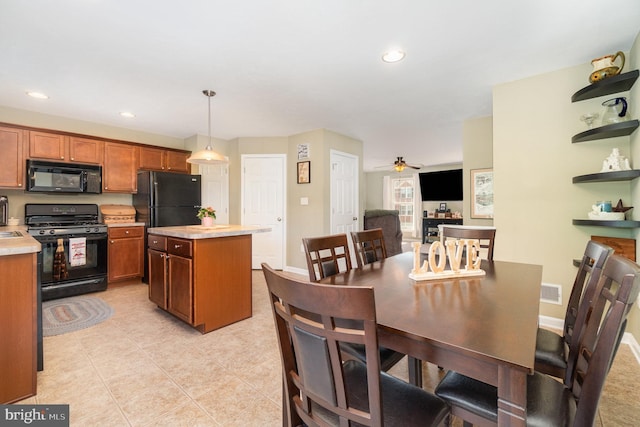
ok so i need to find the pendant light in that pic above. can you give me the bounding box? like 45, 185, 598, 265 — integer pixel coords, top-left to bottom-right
187, 90, 228, 165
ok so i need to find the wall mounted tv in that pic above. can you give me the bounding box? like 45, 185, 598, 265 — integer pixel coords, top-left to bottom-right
419, 169, 463, 201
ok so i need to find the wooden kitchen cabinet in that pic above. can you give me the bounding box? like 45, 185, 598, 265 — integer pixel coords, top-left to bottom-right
167, 242, 193, 323
148, 235, 168, 308
139, 146, 191, 173
28, 130, 67, 161
28, 131, 103, 165
68, 136, 103, 164
0, 252, 37, 403
108, 226, 144, 283
147, 233, 252, 333
103, 142, 138, 193
165, 151, 191, 172
0, 125, 27, 188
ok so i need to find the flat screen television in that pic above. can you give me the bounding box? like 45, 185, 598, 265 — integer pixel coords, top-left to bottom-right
419, 169, 463, 201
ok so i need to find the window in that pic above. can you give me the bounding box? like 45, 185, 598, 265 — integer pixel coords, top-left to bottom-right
391, 177, 416, 234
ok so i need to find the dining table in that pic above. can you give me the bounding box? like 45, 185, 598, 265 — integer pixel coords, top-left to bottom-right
319, 251, 543, 427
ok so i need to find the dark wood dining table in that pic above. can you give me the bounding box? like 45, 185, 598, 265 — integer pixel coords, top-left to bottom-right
319, 251, 543, 427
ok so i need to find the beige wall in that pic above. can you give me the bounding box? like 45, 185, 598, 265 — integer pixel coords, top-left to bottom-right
493, 46, 637, 331
462, 116, 494, 226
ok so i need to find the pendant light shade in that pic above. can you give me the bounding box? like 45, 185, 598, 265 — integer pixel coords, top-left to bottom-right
187, 90, 228, 165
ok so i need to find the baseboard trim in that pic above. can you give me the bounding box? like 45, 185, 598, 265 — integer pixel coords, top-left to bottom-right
283, 265, 308, 278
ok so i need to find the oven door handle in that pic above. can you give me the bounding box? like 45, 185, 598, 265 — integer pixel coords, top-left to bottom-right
43, 278, 104, 290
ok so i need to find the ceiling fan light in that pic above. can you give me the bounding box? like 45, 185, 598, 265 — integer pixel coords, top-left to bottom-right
394, 164, 405, 172
187, 89, 228, 165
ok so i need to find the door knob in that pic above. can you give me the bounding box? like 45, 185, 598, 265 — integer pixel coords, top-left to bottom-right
277, 217, 282, 221
352, 217, 357, 221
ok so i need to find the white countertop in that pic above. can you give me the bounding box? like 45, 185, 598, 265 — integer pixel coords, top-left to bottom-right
0, 226, 41, 256
147, 224, 271, 239
106, 222, 145, 228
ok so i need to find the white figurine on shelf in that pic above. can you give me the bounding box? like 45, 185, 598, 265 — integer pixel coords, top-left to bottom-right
601, 148, 631, 172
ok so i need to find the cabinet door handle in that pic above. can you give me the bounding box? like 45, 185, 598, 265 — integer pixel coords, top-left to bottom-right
153, 240, 158, 244
110, 240, 114, 244
174, 244, 182, 249
125, 230, 129, 234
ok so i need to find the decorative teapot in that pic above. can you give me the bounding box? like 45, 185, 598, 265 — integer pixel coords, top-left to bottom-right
589, 51, 625, 83
601, 97, 628, 125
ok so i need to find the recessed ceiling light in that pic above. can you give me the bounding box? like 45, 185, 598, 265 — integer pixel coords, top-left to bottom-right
26, 91, 49, 99
119, 111, 135, 118
382, 50, 406, 63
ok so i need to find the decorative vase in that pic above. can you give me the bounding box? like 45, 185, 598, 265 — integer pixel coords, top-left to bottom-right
201, 216, 214, 227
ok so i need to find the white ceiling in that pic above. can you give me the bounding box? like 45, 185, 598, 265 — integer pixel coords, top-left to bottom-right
1, 1, 639, 171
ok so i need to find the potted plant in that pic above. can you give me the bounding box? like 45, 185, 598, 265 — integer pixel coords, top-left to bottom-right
197, 206, 216, 227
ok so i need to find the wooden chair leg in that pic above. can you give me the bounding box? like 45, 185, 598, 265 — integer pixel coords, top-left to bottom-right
408, 356, 423, 387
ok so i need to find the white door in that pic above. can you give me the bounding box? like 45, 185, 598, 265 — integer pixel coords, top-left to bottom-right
330, 150, 359, 236
200, 163, 229, 224
241, 155, 286, 269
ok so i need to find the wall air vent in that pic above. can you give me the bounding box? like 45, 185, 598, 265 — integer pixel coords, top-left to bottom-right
540, 282, 562, 305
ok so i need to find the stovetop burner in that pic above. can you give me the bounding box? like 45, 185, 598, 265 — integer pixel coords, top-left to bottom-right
25, 203, 106, 236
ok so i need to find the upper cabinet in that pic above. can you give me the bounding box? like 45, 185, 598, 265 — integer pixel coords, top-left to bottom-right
68, 136, 103, 164
139, 146, 190, 173
0, 126, 27, 188
28, 131, 67, 161
165, 151, 191, 173
28, 131, 104, 164
0, 122, 193, 193
103, 142, 138, 193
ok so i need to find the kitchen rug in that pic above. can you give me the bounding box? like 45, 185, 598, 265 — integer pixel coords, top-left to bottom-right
42, 296, 114, 336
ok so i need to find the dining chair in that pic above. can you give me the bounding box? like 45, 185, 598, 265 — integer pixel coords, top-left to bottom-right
433, 254, 640, 427
440, 225, 496, 261
351, 228, 388, 268
302, 234, 352, 281
302, 233, 405, 372
535, 239, 613, 381
261, 263, 450, 427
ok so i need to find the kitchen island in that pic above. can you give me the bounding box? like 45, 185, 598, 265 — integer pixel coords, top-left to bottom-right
147, 224, 270, 333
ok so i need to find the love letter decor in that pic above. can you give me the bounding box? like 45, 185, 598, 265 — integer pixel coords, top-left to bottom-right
409, 241, 486, 281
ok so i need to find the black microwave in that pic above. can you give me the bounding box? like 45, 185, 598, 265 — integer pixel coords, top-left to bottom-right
26, 160, 102, 194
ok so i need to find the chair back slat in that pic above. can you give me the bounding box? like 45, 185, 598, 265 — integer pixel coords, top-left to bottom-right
302, 234, 352, 281
351, 228, 388, 268
564, 240, 612, 349
440, 226, 496, 261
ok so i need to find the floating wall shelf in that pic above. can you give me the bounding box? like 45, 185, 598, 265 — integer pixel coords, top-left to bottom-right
572, 169, 640, 183
572, 120, 639, 143
572, 219, 640, 228
571, 70, 639, 102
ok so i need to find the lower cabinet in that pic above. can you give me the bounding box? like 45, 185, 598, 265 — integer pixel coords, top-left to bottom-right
108, 226, 144, 283
0, 253, 37, 403
147, 233, 252, 333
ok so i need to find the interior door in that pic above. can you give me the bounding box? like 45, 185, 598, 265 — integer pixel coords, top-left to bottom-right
200, 163, 229, 224
330, 150, 359, 264
241, 155, 286, 269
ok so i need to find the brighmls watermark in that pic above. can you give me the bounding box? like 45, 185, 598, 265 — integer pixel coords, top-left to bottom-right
0, 405, 69, 426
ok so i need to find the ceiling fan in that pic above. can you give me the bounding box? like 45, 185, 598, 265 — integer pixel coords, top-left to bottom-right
386, 156, 422, 172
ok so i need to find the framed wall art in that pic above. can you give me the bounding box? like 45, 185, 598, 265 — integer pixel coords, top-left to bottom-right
297, 161, 310, 184
471, 168, 494, 218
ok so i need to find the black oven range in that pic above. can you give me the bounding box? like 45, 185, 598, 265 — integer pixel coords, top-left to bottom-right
26, 203, 108, 301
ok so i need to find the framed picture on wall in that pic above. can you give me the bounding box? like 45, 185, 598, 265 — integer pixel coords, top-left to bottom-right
297, 161, 310, 184
471, 168, 494, 218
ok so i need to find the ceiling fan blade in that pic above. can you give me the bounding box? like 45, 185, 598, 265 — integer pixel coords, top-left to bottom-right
407, 164, 421, 169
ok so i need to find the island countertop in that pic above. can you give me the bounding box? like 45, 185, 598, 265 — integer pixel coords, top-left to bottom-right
147, 224, 271, 239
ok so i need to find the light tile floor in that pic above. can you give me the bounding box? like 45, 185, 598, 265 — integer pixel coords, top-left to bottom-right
18, 271, 640, 426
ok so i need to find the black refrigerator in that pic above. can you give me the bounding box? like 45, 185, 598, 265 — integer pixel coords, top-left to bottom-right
133, 171, 202, 282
